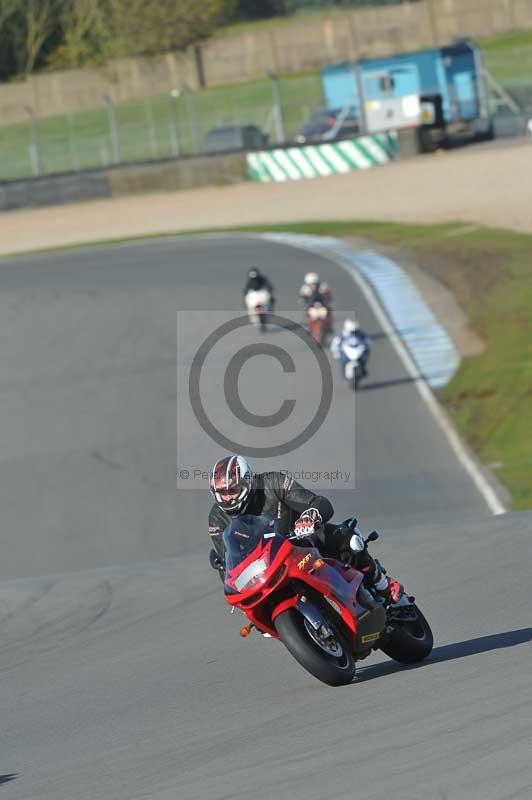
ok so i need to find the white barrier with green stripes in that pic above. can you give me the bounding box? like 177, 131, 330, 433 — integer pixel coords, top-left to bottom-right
247, 133, 397, 182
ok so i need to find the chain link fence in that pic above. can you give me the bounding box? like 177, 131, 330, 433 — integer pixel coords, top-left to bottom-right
0, 73, 323, 181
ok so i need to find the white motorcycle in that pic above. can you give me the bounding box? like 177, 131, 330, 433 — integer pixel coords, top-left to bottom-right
332, 338, 368, 391
245, 288, 271, 332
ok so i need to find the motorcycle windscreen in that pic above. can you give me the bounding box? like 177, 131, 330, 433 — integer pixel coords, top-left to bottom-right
223, 515, 284, 593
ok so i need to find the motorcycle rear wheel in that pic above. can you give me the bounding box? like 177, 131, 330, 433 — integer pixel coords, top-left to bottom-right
274, 608, 356, 686
379, 603, 433, 664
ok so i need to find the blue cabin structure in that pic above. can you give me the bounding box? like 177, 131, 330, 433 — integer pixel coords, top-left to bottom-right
321, 39, 493, 147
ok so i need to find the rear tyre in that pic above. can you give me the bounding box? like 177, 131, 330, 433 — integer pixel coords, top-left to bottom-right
379, 604, 433, 664
274, 608, 355, 686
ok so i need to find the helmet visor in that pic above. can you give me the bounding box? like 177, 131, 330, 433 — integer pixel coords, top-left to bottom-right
218, 487, 242, 502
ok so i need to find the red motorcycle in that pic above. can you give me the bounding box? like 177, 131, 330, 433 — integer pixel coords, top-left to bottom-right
306, 301, 331, 346
217, 514, 433, 686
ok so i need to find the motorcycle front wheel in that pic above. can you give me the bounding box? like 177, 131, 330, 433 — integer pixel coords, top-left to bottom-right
379, 603, 433, 664
274, 608, 356, 686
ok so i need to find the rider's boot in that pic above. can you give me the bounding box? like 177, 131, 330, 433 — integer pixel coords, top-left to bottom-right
356, 551, 402, 604
371, 559, 403, 603
348, 530, 403, 604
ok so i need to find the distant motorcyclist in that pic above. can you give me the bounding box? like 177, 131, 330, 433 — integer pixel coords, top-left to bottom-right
208, 454, 401, 603
243, 268, 275, 311
298, 272, 331, 309
299, 272, 333, 337
331, 318, 371, 377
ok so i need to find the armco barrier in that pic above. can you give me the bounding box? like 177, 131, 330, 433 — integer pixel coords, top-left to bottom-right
247, 133, 398, 182
107, 152, 248, 197
0, 134, 400, 212
0, 171, 111, 212
0, 151, 248, 212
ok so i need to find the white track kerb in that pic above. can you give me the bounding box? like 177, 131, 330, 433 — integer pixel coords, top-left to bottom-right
247, 134, 397, 182
259, 233, 506, 516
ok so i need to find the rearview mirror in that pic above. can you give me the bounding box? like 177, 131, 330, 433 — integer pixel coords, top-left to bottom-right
366, 530, 379, 543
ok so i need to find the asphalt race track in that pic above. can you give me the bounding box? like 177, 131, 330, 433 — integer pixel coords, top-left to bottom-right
0, 236, 530, 800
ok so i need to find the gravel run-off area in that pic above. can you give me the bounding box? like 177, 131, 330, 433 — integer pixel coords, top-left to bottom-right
1, 140, 531, 257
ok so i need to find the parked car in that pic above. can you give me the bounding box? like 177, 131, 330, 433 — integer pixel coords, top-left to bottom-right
295, 107, 360, 144
204, 125, 269, 155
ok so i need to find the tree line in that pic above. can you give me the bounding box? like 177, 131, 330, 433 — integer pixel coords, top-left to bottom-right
0, 0, 408, 81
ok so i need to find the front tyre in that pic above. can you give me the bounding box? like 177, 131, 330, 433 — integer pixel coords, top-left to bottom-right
259, 312, 268, 333
274, 608, 356, 686
379, 603, 433, 664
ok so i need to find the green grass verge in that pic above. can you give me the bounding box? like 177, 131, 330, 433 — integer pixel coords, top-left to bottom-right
4, 218, 530, 509
246, 220, 531, 510
480, 30, 532, 87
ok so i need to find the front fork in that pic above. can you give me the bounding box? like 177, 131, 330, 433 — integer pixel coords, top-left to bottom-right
296, 595, 334, 637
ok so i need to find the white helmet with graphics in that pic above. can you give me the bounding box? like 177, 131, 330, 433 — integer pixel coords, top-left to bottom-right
342, 319, 357, 336
304, 272, 319, 287
209, 455, 255, 515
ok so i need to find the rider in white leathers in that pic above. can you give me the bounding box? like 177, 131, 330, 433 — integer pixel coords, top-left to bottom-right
331, 319, 371, 377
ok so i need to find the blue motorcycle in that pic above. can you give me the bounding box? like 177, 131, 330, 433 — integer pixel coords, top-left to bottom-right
332, 333, 370, 391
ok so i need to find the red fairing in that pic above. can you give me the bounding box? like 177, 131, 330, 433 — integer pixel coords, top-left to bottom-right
270, 596, 298, 622
221, 516, 433, 683
224, 524, 363, 642
306, 305, 330, 345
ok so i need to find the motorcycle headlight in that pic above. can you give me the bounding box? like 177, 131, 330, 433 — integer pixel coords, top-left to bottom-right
234, 558, 268, 592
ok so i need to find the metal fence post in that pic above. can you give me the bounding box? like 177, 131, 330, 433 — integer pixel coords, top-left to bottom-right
102, 94, 121, 165
67, 113, 80, 171
24, 105, 43, 176
354, 63, 368, 136
144, 97, 158, 159
99, 138, 110, 167
268, 72, 286, 145
169, 89, 181, 157
183, 83, 201, 155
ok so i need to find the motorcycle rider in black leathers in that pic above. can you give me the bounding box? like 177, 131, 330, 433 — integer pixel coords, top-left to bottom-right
243, 268, 275, 312
208, 454, 401, 602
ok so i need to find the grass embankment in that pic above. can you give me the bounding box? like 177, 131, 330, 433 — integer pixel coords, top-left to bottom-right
200, 220, 532, 510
